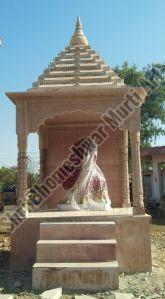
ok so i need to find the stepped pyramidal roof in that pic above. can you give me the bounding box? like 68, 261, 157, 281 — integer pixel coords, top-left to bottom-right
31, 17, 125, 89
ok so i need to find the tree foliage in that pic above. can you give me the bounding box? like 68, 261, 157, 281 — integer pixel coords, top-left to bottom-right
0, 166, 40, 191
114, 62, 165, 146
0, 166, 16, 191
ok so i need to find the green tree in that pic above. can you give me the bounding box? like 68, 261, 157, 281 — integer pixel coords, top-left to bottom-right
0, 166, 17, 191
0, 166, 40, 191
27, 172, 40, 188
114, 62, 165, 146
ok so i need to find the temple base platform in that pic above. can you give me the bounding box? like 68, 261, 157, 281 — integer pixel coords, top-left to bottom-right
57, 203, 112, 211
10, 209, 152, 291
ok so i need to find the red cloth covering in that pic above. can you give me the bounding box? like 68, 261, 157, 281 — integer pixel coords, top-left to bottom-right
62, 138, 92, 190
62, 168, 81, 190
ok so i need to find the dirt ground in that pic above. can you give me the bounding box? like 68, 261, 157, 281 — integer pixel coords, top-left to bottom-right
0, 218, 164, 299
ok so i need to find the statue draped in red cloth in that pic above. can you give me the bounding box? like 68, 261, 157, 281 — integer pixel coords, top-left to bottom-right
62, 137, 111, 211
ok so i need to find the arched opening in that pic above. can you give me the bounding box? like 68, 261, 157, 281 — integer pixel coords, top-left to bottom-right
36, 110, 129, 211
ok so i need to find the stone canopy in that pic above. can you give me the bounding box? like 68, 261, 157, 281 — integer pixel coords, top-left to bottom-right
31, 17, 125, 89
6, 17, 147, 134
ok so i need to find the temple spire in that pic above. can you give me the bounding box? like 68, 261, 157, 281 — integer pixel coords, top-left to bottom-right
76, 16, 82, 30
69, 17, 88, 46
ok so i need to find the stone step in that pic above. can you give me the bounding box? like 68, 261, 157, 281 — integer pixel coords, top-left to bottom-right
32, 261, 119, 291
40, 221, 116, 240
36, 239, 117, 263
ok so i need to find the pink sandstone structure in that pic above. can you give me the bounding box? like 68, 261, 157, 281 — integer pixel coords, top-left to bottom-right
6, 17, 152, 291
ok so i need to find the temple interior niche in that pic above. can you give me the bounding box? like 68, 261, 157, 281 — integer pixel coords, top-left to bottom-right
39, 111, 126, 209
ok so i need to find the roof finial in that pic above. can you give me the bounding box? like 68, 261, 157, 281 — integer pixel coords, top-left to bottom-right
69, 17, 88, 46
76, 16, 82, 30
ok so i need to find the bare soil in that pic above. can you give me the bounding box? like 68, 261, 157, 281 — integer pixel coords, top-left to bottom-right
119, 218, 165, 298
0, 218, 164, 299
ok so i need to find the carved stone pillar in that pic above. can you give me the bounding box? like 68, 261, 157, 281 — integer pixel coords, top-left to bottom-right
16, 102, 28, 216
17, 133, 28, 215
121, 130, 130, 207
38, 126, 48, 211
130, 130, 145, 214
39, 126, 48, 182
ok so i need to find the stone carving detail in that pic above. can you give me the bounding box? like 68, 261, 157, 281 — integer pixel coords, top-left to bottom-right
120, 109, 141, 131
130, 130, 144, 214
26, 97, 142, 133
121, 131, 130, 207
16, 102, 28, 135
16, 102, 28, 215
27, 100, 118, 133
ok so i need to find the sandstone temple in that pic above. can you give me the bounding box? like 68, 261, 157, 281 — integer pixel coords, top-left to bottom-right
6, 17, 152, 291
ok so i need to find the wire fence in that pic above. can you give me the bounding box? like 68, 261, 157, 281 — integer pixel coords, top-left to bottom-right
1, 151, 164, 214
0, 152, 39, 208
